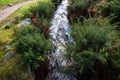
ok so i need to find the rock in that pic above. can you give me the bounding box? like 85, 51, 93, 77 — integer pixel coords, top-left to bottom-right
17, 18, 31, 27
28, 66, 32, 76
7, 4, 12, 7
3, 51, 15, 62
4, 45, 11, 52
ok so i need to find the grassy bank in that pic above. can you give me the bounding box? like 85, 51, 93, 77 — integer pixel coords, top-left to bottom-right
0, 0, 55, 79
0, 1, 38, 61
0, 0, 28, 9
0, 0, 27, 5
0, 1, 38, 27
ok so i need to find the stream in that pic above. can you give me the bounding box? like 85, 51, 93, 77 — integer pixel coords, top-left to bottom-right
47, 0, 77, 80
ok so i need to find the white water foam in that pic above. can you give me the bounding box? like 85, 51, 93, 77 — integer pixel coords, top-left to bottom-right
47, 0, 77, 80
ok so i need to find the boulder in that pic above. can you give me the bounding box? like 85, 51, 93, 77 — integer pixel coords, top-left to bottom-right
3, 51, 15, 62
7, 3, 12, 7
4, 45, 11, 52
17, 18, 31, 27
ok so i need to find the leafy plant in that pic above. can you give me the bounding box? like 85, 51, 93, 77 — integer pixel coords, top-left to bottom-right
14, 25, 39, 39
0, 57, 30, 80
100, 0, 120, 24
51, 0, 61, 6
14, 26, 52, 69
65, 18, 120, 80
68, 0, 97, 23
23, 1, 55, 19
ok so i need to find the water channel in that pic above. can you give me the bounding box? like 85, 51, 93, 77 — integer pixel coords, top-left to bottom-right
47, 0, 77, 80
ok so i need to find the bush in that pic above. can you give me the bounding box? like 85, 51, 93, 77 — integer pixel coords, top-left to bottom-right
101, 0, 120, 23
14, 26, 52, 69
68, 0, 97, 23
0, 57, 30, 80
14, 25, 39, 39
69, 0, 96, 11
65, 18, 120, 80
51, 0, 61, 6
23, 1, 55, 19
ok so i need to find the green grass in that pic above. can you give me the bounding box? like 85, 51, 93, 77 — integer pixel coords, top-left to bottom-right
0, 27, 14, 62
0, 0, 26, 5
0, 2, 38, 27
0, 0, 50, 5
0, 0, 50, 27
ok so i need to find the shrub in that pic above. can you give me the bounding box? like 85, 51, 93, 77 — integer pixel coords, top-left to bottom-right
65, 18, 120, 80
14, 25, 39, 39
100, 0, 120, 23
68, 0, 97, 23
51, 0, 61, 6
14, 26, 52, 69
69, 0, 96, 11
23, 1, 55, 19
0, 57, 30, 80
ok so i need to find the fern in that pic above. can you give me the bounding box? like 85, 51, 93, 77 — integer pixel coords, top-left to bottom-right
65, 18, 120, 80
14, 26, 52, 70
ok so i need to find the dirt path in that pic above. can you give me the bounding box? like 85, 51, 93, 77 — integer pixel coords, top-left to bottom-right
0, 0, 37, 21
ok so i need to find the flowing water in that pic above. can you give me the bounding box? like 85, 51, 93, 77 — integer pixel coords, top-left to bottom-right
47, 0, 77, 80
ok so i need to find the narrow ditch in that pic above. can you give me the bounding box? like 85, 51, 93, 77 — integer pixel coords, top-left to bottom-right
46, 0, 77, 80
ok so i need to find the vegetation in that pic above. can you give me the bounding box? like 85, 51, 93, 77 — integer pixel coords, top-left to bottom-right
51, 0, 61, 6
65, 0, 120, 79
0, 0, 54, 80
0, 58, 30, 80
11, 0, 55, 79
68, 0, 97, 23
14, 25, 52, 69
0, 27, 14, 61
64, 0, 120, 80
100, 0, 120, 24
0, 0, 26, 5
0, 2, 37, 27
23, 1, 55, 19
65, 18, 120, 80
22, 0, 55, 38
0, 0, 120, 80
